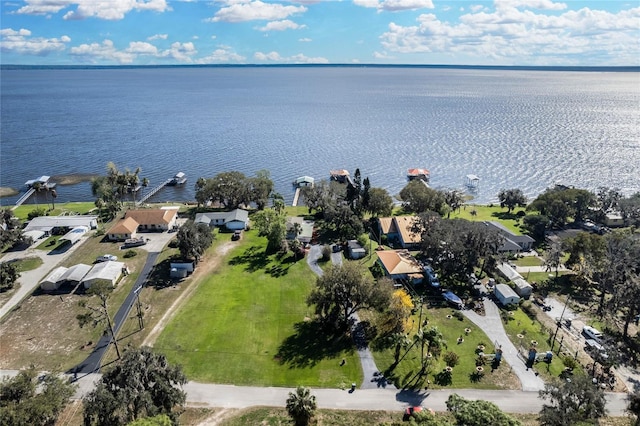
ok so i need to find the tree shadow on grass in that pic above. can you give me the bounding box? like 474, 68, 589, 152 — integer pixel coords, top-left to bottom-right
491, 211, 522, 221
228, 245, 270, 273
275, 320, 354, 368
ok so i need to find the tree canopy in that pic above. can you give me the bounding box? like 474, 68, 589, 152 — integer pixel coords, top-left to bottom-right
498, 188, 527, 213
398, 180, 446, 215
0, 261, 20, 293
175, 220, 214, 263
1, 208, 31, 250
285, 386, 317, 426
0, 367, 76, 426
194, 170, 274, 209
83, 347, 187, 426
307, 262, 391, 330
538, 375, 607, 426
446, 394, 521, 426
252, 208, 287, 253
365, 187, 394, 218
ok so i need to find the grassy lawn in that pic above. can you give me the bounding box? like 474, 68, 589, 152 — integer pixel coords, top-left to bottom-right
369, 305, 520, 390
155, 230, 362, 388
9, 256, 43, 272
449, 205, 526, 235
11, 202, 98, 221
513, 256, 543, 267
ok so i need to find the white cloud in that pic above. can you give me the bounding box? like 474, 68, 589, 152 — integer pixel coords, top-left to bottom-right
254, 50, 328, 63
148, 34, 168, 41
126, 41, 158, 55
70, 40, 136, 63
196, 47, 246, 63
494, 0, 567, 11
0, 28, 70, 55
257, 19, 306, 31
379, 5, 640, 65
299, 37, 312, 42
211, 1, 307, 23
16, 0, 170, 20
470, 5, 484, 13
373, 50, 395, 59
354, 0, 434, 12
159, 42, 197, 62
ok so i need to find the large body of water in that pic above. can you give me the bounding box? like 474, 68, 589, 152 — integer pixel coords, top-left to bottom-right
1, 66, 639, 207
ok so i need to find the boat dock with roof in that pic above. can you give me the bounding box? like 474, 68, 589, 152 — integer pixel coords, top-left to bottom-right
15, 176, 57, 207
330, 169, 354, 185
407, 168, 430, 182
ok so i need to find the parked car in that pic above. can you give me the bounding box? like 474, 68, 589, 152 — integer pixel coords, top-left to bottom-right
96, 254, 118, 262
582, 325, 603, 341
231, 230, 242, 241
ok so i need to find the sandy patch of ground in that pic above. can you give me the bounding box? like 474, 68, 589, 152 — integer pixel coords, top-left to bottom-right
196, 408, 238, 425
143, 241, 235, 347
0, 187, 19, 197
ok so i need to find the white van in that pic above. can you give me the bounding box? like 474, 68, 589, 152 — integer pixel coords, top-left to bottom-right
582, 325, 603, 341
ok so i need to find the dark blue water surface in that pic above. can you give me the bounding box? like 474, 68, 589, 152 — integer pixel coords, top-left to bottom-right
1, 66, 639, 206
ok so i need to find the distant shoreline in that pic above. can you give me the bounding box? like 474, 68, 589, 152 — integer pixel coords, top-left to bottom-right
2, 64, 639, 72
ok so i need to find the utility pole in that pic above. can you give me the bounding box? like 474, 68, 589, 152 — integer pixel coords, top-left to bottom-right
551, 295, 571, 351
134, 286, 144, 330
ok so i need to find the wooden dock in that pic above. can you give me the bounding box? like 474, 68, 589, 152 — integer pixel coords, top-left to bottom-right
137, 179, 171, 205
292, 188, 301, 206
13, 188, 35, 208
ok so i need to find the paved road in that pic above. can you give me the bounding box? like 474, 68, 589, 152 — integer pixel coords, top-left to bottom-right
306, 245, 391, 390
0, 236, 88, 320
0, 370, 630, 416
463, 291, 546, 392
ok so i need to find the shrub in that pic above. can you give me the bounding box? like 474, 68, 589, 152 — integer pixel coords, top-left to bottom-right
444, 351, 460, 368
452, 310, 464, 321
321, 245, 331, 261
27, 207, 47, 220
123, 250, 137, 258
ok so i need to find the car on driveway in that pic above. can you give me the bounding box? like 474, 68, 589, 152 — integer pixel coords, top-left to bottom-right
96, 254, 118, 262
231, 230, 242, 241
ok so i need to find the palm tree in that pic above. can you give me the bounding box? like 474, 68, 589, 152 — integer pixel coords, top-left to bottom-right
391, 332, 411, 366
286, 386, 317, 426
417, 326, 446, 374
50, 189, 57, 210
31, 181, 42, 206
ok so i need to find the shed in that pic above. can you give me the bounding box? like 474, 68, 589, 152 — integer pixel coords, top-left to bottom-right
513, 278, 533, 298
40, 266, 69, 291
82, 261, 125, 289
58, 263, 92, 284
170, 261, 194, 278
60, 226, 89, 245
494, 283, 521, 306
347, 240, 366, 259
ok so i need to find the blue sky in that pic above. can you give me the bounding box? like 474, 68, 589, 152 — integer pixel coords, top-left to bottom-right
1, 0, 639, 66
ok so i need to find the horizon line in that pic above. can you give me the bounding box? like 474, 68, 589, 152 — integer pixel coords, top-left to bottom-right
2, 63, 639, 72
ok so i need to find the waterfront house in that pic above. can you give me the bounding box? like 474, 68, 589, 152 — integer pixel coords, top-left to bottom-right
378, 216, 422, 249
124, 208, 178, 232
23, 215, 98, 236
194, 208, 249, 231
376, 249, 423, 284
485, 221, 534, 253
285, 217, 314, 243
107, 217, 139, 242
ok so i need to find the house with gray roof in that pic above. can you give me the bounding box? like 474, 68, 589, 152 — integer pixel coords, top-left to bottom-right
194, 209, 249, 231
485, 221, 534, 253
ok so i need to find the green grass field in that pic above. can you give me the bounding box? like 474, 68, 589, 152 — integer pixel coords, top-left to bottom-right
449, 205, 526, 235
370, 306, 520, 390
155, 230, 362, 387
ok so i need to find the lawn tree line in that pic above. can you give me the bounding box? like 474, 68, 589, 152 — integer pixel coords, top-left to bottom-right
0, 261, 20, 293
194, 169, 274, 210
91, 162, 148, 221
0, 208, 32, 251
175, 220, 215, 263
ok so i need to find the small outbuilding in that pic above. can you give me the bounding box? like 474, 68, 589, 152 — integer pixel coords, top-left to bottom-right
82, 261, 125, 289
59, 263, 92, 284
170, 261, 194, 279
347, 240, 366, 259
59, 226, 89, 245
494, 283, 521, 306
40, 266, 69, 291
513, 277, 533, 298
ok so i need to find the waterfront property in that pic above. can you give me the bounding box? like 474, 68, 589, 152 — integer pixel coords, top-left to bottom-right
194, 208, 249, 231
107, 217, 139, 241
485, 221, 535, 253
329, 169, 352, 184
407, 168, 430, 182
376, 249, 424, 284
124, 208, 179, 232
293, 176, 315, 188
378, 216, 422, 249
23, 215, 98, 236
285, 217, 314, 243
168, 172, 187, 186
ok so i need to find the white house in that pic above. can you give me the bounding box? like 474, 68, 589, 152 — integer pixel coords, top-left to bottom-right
23, 215, 98, 236
60, 226, 89, 245
59, 263, 92, 284
82, 261, 125, 289
494, 283, 521, 306
195, 209, 249, 231
513, 278, 533, 298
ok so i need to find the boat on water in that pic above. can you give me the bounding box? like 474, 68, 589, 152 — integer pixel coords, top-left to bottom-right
168, 172, 187, 186
407, 168, 430, 182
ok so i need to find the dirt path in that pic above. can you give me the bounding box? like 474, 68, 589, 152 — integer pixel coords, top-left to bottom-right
196, 408, 237, 425
142, 242, 236, 347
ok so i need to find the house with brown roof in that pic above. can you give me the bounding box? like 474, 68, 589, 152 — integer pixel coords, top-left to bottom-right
378, 216, 422, 249
107, 217, 139, 241
124, 208, 178, 232
376, 249, 424, 284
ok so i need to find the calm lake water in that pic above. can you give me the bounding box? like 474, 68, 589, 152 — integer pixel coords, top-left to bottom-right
1, 66, 639, 206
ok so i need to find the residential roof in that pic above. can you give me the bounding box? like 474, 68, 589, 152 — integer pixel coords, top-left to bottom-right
495, 283, 520, 299
330, 169, 350, 176
294, 176, 315, 184
41, 266, 68, 285
395, 216, 422, 245
497, 263, 523, 281
195, 209, 249, 224
60, 226, 89, 244
23, 215, 98, 232
124, 209, 177, 226
377, 249, 422, 275
378, 217, 397, 235
108, 217, 139, 235
82, 261, 125, 285
407, 168, 430, 177
348, 240, 364, 250
59, 263, 92, 282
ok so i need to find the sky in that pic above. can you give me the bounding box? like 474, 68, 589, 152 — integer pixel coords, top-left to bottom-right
1, 0, 639, 66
